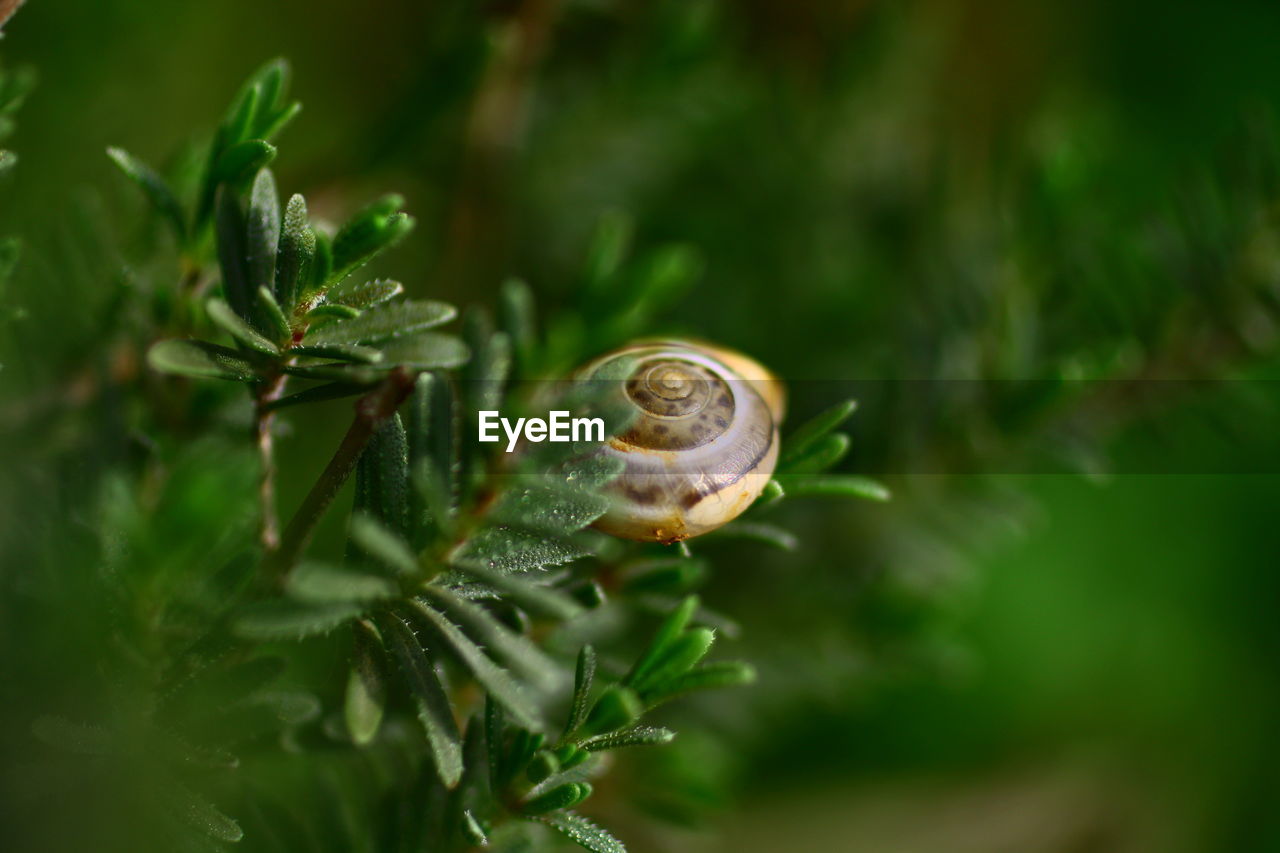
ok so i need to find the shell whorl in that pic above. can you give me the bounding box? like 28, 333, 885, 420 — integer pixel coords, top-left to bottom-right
579, 341, 783, 543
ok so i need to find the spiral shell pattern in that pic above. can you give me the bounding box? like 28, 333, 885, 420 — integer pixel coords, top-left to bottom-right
578, 340, 784, 543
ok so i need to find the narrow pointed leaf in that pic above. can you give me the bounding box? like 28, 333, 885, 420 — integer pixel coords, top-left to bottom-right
106, 147, 186, 241
352, 414, 409, 536
304, 300, 458, 346
419, 585, 559, 688
779, 432, 851, 475
781, 399, 858, 465
345, 619, 388, 746
376, 333, 469, 369
522, 782, 592, 815
452, 526, 586, 574
256, 285, 292, 342
247, 168, 280, 297
631, 627, 715, 695
214, 139, 276, 185
162, 782, 243, 843
348, 515, 418, 576
328, 277, 404, 310
290, 343, 383, 363
408, 600, 541, 729
214, 186, 252, 320
286, 561, 397, 603
275, 193, 314, 308
449, 559, 582, 621
536, 811, 626, 853
382, 613, 463, 787
265, 380, 369, 411
777, 474, 890, 502
147, 339, 260, 381
625, 596, 699, 688
642, 660, 756, 704
232, 599, 361, 640
561, 645, 597, 741
500, 277, 537, 376
207, 298, 279, 355
580, 725, 675, 752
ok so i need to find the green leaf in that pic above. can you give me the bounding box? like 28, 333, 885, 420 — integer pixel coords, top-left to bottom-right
286, 561, 397, 603
582, 210, 633, 300
345, 619, 388, 746
247, 168, 281, 297
207, 298, 279, 356
309, 230, 334, 290
580, 686, 642, 737
780, 432, 851, 475
328, 277, 404, 310
580, 725, 675, 752
275, 193, 314, 309
352, 415, 409, 537
280, 362, 382, 384
408, 372, 455, 547
0, 150, 14, 176
461, 310, 511, 416
162, 782, 244, 843
290, 343, 383, 364
453, 526, 587, 574
449, 559, 582, 621
304, 300, 458, 346
535, 811, 626, 853
147, 339, 260, 381
710, 520, 797, 551
489, 483, 611, 536
214, 185, 253, 322
265, 380, 370, 411
523, 782, 592, 815
777, 474, 891, 501
256, 285, 292, 343
781, 399, 858, 465
526, 750, 560, 784
376, 333, 469, 369
460, 810, 488, 847
561, 645, 597, 741
642, 660, 756, 704
348, 514, 418, 577
330, 194, 415, 283
106, 146, 186, 241
620, 558, 707, 595
624, 595, 699, 688
419, 585, 559, 689
381, 612, 463, 788
30, 716, 114, 755
500, 277, 537, 376
306, 303, 361, 322
408, 600, 542, 729
629, 627, 715, 695
232, 599, 362, 640
754, 478, 785, 508
214, 139, 276, 186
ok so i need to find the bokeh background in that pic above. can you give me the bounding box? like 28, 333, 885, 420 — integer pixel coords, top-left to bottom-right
4, 1, 1280, 851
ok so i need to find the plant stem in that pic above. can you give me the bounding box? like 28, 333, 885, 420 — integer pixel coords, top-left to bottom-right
265, 368, 417, 585
254, 374, 287, 551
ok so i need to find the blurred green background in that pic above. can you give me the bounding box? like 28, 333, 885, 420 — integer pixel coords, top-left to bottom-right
4, 1, 1280, 851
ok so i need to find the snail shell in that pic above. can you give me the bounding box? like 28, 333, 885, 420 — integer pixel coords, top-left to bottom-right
577, 340, 785, 543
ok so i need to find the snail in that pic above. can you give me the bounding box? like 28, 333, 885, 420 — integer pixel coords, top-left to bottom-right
575, 340, 785, 543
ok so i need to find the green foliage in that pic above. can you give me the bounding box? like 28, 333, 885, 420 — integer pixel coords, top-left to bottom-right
10, 59, 889, 853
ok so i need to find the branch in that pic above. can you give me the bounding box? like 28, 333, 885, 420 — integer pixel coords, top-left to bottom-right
264, 367, 417, 585
254, 373, 287, 551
